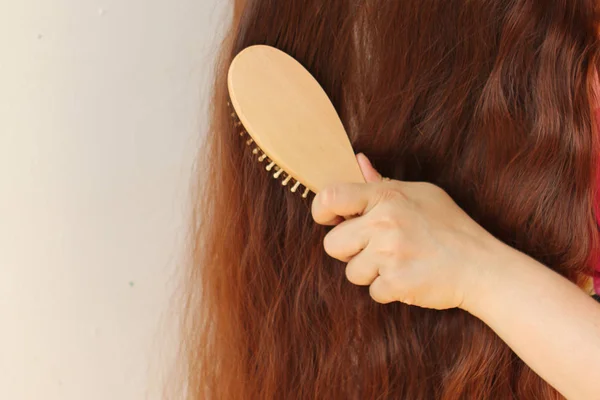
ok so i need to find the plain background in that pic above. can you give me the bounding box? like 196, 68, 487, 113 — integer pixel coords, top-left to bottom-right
0, 1, 228, 398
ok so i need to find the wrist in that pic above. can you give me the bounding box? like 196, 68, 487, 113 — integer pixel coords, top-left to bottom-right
459, 235, 519, 316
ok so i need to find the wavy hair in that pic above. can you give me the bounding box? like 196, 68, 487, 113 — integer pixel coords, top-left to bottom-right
178, 1, 600, 398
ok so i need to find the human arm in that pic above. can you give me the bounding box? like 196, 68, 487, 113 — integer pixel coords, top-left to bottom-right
466, 238, 600, 400
312, 153, 600, 399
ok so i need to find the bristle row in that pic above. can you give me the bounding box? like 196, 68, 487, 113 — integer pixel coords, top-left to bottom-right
227, 101, 311, 198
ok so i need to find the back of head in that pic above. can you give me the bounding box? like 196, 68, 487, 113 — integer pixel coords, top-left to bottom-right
180, 1, 600, 398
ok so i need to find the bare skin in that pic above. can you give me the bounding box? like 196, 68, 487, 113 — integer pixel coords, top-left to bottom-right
312, 153, 600, 400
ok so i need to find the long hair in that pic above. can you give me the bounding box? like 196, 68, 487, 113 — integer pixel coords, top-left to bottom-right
180, 1, 600, 398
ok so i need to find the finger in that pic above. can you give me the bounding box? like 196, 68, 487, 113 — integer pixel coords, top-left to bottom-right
368, 276, 397, 304
323, 217, 370, 262
344, 246, 380, 286
356, 153, 383, 183
312, 182, 379, 225
317, 215, 345, 227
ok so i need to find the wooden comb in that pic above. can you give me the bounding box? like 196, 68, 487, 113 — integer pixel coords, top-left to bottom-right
227, 45, 365, 198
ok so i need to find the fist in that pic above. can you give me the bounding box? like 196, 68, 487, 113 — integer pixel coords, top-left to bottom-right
311, 154, 497, 310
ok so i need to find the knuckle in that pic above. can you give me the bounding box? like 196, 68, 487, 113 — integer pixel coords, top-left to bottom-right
310, 198, 319, 220
418, 181, 446, 198
380, 271, 399, 287
345, 266, 363, 285
377, 186, 406, 203
381, 231, 405, 255
345, 260, 371, 286
369, 207, 402, 232
344, 266, 355, 283
322, 233, 335, 255
377, 264, 394, 277
369, 282, 388, 303
321, 184, 340, 206
381, 270, 409, 297
323, 232, 345, 259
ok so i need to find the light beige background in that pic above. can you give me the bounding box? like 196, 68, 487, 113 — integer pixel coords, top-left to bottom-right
0, 1, 228, 399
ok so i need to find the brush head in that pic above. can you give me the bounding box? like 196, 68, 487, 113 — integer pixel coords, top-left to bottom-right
227, 45, 365, 194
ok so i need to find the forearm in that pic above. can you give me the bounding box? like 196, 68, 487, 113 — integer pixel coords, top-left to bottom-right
465, 241, 600, 400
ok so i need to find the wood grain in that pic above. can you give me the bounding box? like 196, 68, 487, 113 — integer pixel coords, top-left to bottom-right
227, 45, 365, 194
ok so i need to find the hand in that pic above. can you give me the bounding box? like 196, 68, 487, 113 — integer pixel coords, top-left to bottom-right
311, 153, 502, 310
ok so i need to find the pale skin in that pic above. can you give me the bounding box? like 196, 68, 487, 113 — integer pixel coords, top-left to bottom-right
312, 153, 600, 400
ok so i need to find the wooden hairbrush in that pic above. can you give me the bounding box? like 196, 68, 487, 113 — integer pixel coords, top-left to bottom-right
227, 45, 365, 198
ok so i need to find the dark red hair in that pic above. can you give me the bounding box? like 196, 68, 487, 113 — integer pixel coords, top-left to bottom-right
177, 1, 600, 398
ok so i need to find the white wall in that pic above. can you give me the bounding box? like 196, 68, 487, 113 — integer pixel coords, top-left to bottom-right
0, 1, 228, 399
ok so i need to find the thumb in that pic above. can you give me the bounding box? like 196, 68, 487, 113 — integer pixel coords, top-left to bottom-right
356, 153, 383, 183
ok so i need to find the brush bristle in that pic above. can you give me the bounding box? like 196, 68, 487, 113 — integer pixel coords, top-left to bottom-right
228, 100, 312, 198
